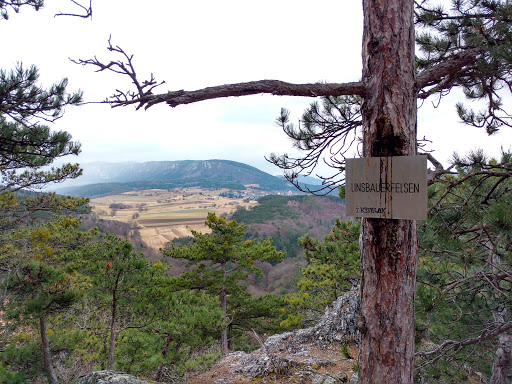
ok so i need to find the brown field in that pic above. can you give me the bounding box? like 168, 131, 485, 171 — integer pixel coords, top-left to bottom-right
138, 218, 206, 225
90, 187, 260, 250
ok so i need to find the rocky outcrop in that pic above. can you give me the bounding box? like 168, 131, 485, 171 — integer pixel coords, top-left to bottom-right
75, 371, 155, 384
189, 289, 361, 384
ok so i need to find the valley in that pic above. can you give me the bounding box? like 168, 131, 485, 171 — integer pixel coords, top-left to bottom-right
88, 187, 347, 297
89, 186, 273, 250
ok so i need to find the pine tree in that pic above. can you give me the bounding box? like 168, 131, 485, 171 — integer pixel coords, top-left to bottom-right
163, 212, 284, 356
79, 233, 163, 370
1, 2, 86, 229
0, 28, 86, 271
282, 219, 360, 328
2, 217, 94, 384
132, 290, 222, 381
78, 1, 512, 381
415, 150, 512, 383
0, 64, 83, 193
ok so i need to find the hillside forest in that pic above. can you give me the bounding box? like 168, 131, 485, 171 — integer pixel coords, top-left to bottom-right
1, 149, 511, 384
2, 1, 512, 384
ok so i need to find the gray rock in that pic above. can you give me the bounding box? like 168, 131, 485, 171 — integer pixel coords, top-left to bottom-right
262, 288, 360, 355
311, 373, 341, 384
75, 371, 153, 384
350, 372, 359, 384
312, 373, 326, 384
208, 289, 361, 383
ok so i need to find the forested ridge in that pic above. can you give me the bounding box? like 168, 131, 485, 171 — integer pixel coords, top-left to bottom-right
2, 156, 511, 383
54, 160, 321, 198
232, 194, 346, 258
2, 0, 512, 383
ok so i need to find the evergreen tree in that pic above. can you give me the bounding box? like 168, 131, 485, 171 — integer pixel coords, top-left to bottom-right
126, 290, 222, 381
163, 212, 284, 356
1, 14, 86, 282
415, 150, 512, 383
221, 290, 287, 352
1, 1, 86, 231
78, 0, 512, 381
79, 233, 163, 371
283, 219, 360, 328
2, 217, 94, 384
0, 64, 83, 193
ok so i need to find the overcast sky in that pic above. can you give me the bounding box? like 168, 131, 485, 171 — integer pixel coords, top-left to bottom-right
2, 0, 511, 178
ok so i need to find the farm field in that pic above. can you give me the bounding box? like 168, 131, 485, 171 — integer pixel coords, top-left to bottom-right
90, 187, 260, 249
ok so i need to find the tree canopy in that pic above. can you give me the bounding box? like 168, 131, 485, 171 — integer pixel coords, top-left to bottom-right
163, 212, 284, 356
74, 1, 512, 382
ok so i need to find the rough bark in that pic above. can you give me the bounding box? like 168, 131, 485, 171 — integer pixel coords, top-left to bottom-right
125, 81, 364, 109
107, 273, 120, 370
359, 0, 418, 383
155, 333, 173, 382
490, 330, 512, 384
490, 308, 512, 383
220, 287, 229, 356
40, 316, 59, 384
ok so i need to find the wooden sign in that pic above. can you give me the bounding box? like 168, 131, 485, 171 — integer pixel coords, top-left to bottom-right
345, 156, 427, 220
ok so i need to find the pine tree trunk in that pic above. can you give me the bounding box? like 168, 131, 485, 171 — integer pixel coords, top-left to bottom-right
228, 323, 233, 350
107, 274, 120, 370
490, 331, 512, 384
107, 326, 116, 371
220, 287, 229, 356
155, 333, 173, 382
359, 0, 417, 383
490, 310, 512, 384
40, 316, 59, 384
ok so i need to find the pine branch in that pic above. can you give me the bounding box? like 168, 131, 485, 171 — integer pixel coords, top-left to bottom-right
151, 81, 365, 109
74, 40, 365, 110
416, 321, 512, 360
416, 48, 482, 96
428, 170, 512, 215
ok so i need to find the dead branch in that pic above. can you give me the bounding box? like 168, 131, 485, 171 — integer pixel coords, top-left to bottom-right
426, 153, 455, 185
71, 37, 166, 110
73, 40, 365, 110
153, 81, 365, 109
55, 0, 92, 19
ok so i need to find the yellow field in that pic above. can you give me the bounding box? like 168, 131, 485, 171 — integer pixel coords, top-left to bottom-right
90, 188, 258, 250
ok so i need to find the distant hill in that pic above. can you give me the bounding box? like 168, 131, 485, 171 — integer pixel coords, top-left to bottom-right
277, 174, 324, 186
54, 160, 322, 197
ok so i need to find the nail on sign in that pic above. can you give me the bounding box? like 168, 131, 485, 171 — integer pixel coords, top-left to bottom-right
345, 156, 427, 220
